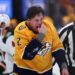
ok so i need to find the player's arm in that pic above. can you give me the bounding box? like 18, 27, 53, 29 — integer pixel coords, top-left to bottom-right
50, 24, 68, 70
15, 24, 47, 60
22, 24, 47, 60
22, 38, 43, 60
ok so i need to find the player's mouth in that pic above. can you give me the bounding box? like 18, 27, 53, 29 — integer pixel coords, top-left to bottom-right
36, 25, 41, 28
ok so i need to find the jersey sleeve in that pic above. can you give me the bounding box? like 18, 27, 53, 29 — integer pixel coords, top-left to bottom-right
43, 18, 64, 52
14, 29, 42, 60
51, 25, 67, 69
51, 24, 64, 52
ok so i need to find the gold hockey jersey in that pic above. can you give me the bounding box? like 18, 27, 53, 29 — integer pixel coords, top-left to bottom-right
14, 18, 64, 74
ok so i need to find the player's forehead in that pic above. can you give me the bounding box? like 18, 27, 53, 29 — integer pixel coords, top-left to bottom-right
32, 13, 44, 19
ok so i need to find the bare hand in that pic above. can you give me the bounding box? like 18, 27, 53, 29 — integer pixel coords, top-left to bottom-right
62, 68, 69, 75
38, 24, 47, 35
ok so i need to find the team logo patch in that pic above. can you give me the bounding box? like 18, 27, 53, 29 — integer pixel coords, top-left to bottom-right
19, 25, 26, 30
37, 42, 51, 56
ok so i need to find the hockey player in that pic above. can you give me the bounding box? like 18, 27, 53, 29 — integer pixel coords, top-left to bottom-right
13, 6, 69, 75
0, 14, 14, 75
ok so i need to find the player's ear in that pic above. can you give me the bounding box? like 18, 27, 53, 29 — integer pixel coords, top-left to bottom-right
28, 18, 32, 23
27, 19, 29, 21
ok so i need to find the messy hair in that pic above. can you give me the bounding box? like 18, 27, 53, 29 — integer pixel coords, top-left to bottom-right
27, 6, 44, 19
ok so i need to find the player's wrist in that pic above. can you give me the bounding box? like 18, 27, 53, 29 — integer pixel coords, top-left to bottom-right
61, 62, 68, 70
36, 33, 45, 42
